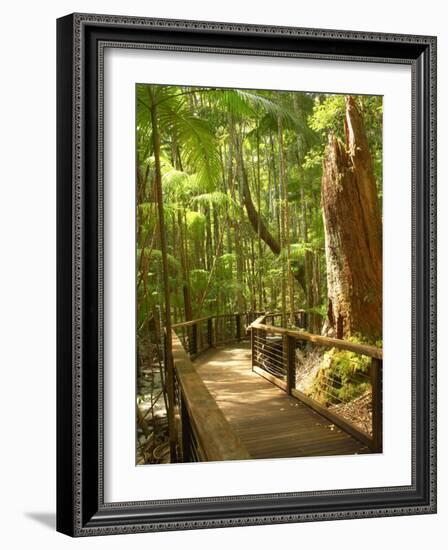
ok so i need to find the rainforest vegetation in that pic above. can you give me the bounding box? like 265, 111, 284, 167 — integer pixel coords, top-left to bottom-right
136, 84, 383, 464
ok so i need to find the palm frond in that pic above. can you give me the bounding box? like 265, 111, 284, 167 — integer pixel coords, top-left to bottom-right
157, 100, 221, 190
192, 191, 233, 208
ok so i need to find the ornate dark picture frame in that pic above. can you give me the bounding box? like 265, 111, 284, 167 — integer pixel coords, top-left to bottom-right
56, 13, 437, 537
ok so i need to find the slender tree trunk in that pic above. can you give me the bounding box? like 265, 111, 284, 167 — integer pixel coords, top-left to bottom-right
205, 204, 213, 271
278, 114, 295, 326
178, 210, 193, 321
149, 87, 178, 462
269, 131, 280, 238
229, 120, 246, 313
256, 127, 264, 311
321, 96, 382, 341
292, 94, 316, 329
249, 236, 257, 310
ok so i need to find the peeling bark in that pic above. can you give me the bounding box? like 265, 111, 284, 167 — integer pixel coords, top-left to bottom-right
321, 96, 382, 341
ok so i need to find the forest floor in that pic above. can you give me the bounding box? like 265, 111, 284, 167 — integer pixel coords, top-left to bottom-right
137, 340, 170, 465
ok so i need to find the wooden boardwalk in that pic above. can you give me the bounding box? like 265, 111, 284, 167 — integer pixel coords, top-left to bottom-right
194, 342, 369, 459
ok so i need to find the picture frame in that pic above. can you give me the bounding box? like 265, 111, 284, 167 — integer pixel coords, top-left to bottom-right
56, 12, 437, 536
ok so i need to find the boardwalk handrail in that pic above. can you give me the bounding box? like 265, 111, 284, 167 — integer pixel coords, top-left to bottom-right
171, 310, 312, 358
251, 316, 383, 360
249, 314, 383, 452
171, 330, 251, 462
171, 312, 254, 329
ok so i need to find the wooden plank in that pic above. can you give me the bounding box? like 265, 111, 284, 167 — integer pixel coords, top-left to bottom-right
291, 388, 374, 449
172, 331, 251, 462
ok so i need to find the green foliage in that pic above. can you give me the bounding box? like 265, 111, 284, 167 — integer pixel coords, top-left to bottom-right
137, 84, 222, 191
305, 303, 328, 317
136, 84, 382, 338
302, 145, 324, 170
189, 269, 209, 293
311, 348, 371, 405
192, 191, 235, 209
137, 248, 181, 272
308, 95, 346, 137
137, 201, 176, 222
349, 333, 383, 349
161, 168, 190, 194
185, 211, 206, 240
288, 242, 314, 260
217, 253, 236, 268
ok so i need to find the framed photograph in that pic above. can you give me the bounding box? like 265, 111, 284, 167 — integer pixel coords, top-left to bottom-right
57, 13, 437, 536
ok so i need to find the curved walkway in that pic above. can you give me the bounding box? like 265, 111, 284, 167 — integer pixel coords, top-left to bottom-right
194, 342, 368, 459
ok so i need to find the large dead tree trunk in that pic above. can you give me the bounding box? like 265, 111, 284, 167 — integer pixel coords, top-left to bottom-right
321, 96, 382, 341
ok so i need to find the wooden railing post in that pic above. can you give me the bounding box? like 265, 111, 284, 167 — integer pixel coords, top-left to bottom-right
180, 396, 191, 462
190, 322, 198, 356
215, 317, 221, 344
303, 311, 309, 331
285, 335, 296, 394
207, 318, 214, 348
236, 314, 242, 341
371, 358, 383, 452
